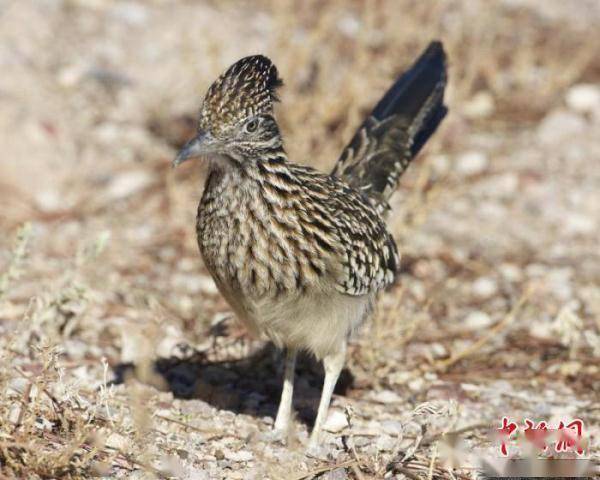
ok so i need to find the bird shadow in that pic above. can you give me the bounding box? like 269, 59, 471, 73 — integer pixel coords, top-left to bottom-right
111, 342, 354, 426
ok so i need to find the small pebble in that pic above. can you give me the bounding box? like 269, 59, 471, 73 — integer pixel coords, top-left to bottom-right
464, 311, 493, 330
223, 449, 253, 462
371, 390, 402, 404
8, 404, 21, 424
565, 83, 600, 114
537, 110, 586, 145
7, 377, 29, 396
455, 151, 488, 176
462, 91, 495, 118
106, 432, 129, 451
472, 276, 498, 298
352, 436, 372, 448
35, 189, 64, 213
376, 434, 397, 451
106, 170, 155, 200
408, 378, 424, 392
380, 420, 403, 436
323, 410, 348, 433
499, 263, 523, 282
321, 468, 348, 480
430, 342, 447, 358
110, 2, 149, 26
564, 213, 595, 235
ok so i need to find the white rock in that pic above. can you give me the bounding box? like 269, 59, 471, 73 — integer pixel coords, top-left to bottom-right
351, 436, 372, 448
525, 263, 548, 277
8, 377, 29, 395
321, 468, 348, 480
389, 370, 412, 385
464, 311, 493, 330
110, 2, 148, 26
371, 389, 402, 404
537, 110, 586, 145
430, 343, 447, 358
172, 273, 216, 295
8, 404, 21, 424
197, 275, 219, 294
177, 257, 197, 272
380, 419, 403, 436
489, 172, 519, 197
223, 449, 253, 462
408, 378, 424, 392
106, 170, 154, 199
565, 83, 600, 113
95, 122, 121, 143
408, 280, 426, 301
463, 91, 495, 119
564, 213, 595, 235
472, 277, 498, 298
546, 268, 574, 301
376, 434, 397, 451
499, 263, 523, 282
57, 63, 87, 87
323, 410, 348, 433
35, 189, 64, 213
106, 432, 129, 450
455, 151, 488, 176
182, 467, 209, 480
337, 15, 360, 37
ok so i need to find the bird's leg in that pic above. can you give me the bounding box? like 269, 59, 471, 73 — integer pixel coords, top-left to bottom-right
274, 348, 297, 433
309, 342, 347, 448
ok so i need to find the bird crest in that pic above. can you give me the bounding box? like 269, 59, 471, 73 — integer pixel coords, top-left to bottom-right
199, 55, 283, 134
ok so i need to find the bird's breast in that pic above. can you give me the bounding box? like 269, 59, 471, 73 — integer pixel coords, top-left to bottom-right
196, 169, 332, 308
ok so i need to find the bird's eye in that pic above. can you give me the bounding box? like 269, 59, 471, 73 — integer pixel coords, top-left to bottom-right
245, 119, 259, 133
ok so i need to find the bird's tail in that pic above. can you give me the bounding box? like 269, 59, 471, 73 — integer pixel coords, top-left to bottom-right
331, 41, 447, 211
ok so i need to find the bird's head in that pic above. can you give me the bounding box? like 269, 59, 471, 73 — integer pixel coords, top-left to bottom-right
173, 55, 284, 167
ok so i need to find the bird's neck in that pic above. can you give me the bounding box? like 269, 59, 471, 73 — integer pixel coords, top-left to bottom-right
199, 147, 297, 229
205, 147, 292, 184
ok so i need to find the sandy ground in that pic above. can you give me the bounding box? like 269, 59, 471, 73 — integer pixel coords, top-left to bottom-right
1, 0, 599, 478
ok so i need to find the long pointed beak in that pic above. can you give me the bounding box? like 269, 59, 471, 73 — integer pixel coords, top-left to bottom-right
172, 130, 210, 168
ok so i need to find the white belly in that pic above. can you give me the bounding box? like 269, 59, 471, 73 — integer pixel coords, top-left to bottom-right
249, 289, 373, 359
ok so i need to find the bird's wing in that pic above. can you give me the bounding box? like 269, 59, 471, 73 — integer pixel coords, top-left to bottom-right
292, 164, 400, 296
327, 179, 400, 296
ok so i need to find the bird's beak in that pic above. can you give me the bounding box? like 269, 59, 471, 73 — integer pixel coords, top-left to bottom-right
172, 130, 212, 168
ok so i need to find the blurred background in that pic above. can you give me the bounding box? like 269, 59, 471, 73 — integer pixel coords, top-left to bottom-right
1, 0, 599, 478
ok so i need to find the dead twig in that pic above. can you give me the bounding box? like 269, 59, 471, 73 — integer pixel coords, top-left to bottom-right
428, 443, 437, 480
351, 463, 366, 480
434, 286, 534, 371
154, 413, 221, 437
426, 422, 490, 444
291, 459, 357, 480
390, 465, 422, 480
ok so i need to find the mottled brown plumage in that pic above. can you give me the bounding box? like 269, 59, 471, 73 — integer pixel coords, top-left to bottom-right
173, 43, 447, 447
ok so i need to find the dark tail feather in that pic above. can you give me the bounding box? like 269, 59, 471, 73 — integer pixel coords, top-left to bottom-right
332, 41, 448, 209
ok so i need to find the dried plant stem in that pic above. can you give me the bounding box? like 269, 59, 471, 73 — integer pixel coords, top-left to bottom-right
291, 459, 357, 480
0, 223, 32, 300
435, 286, 535, 371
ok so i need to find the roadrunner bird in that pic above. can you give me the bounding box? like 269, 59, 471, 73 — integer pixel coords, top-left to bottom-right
173, 42, 447, 447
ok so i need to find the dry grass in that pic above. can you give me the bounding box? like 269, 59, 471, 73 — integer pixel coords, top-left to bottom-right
1, 0, 599, 478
